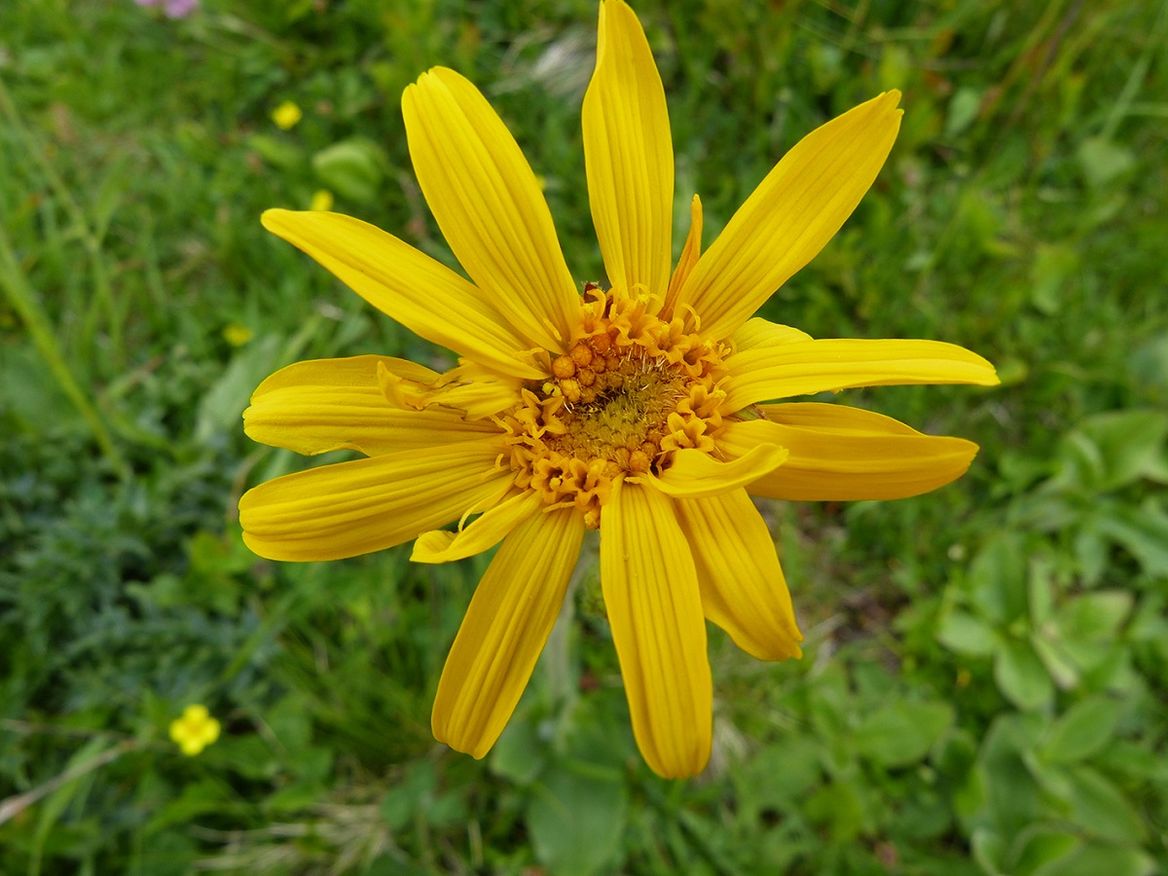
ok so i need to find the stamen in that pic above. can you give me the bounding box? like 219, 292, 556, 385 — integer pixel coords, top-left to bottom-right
499, 288, 730, 527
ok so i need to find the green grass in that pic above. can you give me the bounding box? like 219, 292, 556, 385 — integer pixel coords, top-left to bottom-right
2, 0, 1167, 873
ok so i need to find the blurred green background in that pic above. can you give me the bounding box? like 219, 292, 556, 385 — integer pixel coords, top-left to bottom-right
2, 0, 1166, 873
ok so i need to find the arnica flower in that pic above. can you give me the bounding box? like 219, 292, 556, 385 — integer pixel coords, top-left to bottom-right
169, 704, 221, 757
239, 0, 997, 778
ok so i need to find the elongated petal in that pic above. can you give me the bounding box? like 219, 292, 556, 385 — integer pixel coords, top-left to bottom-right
675, 91, 903, 339
600, 481, 711, 778
730, 317, 811, 351
261, 210, 540, 379
245, 356, 497, 456
674, 490, 802, 661
239, 440, 508, 561
433, 508, 584, 758
583, 0, 673, 300
722, 338, 999, 411
412, 490, 543, 563
647, 443, 788, 499
664, 194, 702, 316
402, 67, 579, 351
719, 403, 980, 500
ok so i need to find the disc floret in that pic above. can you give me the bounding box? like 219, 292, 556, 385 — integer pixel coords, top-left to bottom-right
500, 287, 730, 527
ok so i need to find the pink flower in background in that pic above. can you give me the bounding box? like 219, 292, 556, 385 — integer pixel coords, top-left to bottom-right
134, 0, 199, 19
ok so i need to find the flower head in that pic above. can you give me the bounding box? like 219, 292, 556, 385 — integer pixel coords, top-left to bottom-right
271, 100, 302, 131
309, 189, 334, 212
239, 0, 997, 778
135, 0, 198, 19
169, 704, 221, 756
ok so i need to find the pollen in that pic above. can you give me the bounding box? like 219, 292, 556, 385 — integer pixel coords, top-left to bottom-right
499, 287, 730, 527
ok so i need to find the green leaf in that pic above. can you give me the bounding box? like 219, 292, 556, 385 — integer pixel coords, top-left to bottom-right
854, 700, 954, 768
1061, 765, 1146, 844
1095, 500, 1168, 575
246, 133, 305, 170
937, 609, 999, 657
526, 762, 627, 876
379, 761, 436, 831
1056, 591, 1132, 643
1076, 137, 1136, 187
1054, 411, 1168, 493
1030, 244, 1078, 316
968, 534, 1030, 625
1041, 697, 1122, 764
995, 639, 1054, 711
490, 708, 548, 786
732, 736, 822, 820
312, 138, 387, 203
1009, 828, 1080, 876
1035, 843, 1157, 876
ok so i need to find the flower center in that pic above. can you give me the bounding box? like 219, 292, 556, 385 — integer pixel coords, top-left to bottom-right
499, 287, 730, 528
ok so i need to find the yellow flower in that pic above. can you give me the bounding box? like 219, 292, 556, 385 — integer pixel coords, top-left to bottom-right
309, 189, 334, 212
239, 0, 997, 778
271, 100, 302, 130
169, 704, 221, 756
222, 322, 253, 347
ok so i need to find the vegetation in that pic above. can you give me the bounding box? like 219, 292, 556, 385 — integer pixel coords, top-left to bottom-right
1, 0, 1165, 873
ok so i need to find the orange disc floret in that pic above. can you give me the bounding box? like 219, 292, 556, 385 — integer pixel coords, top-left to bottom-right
498, 287, 730, 527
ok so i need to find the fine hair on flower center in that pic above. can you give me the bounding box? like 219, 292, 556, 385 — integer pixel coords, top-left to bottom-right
499, 287, 730, 528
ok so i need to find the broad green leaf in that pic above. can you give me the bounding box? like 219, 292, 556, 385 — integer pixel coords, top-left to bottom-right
1008, 828, 1080, 876
1041, 697, 1122, 764
995, 639, 1054, 711
1062, 765, 1146, 844
1031, 634, 1081, 691
379, 761, 436, 831
732, 737, 822, 820
1030, 244, 1078, 316
312, 138, 387, 203
1055, 410, 1168, 493
1028, 559, 1055, 627
526, 762, 627, 876
489, 709, 548, 787
968, 534, 1029, 625
1035, 843, 1157, 876
1056, 591, 1132, 643
971, 828, 1006, 876
937, 609, 999, 657
1095, 500, 1168, 575
1076, 137, 1136, 188
855, 701, 954, 768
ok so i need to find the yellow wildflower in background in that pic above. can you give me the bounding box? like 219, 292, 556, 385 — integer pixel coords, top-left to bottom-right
239, 0, 997, 777
169, 704, 220, 756
309, 189, 334, 212
222, 322, 253, 347
271, 100, 302, 130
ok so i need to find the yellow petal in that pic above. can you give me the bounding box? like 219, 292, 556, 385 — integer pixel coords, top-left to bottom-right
244, 356, 497, 456
261, 210, 540, 379
675, 91, 903, 339
583, 0, 673, 301
239, 440, 508, 561
664, 194, 702, 317
432, 508, 584, 758
719, 403, 981, 500
722, 338, 1000, 411
599, 481, 711, 778
674, 490, 802, 661
730, 316, 811, 352
412, 490, 543, 564
403, 68, 579, 351
646, 443, 788, 499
